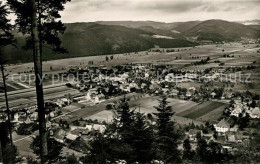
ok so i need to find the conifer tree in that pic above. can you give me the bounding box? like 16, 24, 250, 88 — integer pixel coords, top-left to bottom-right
130, 112, 155, 163
0, 2, 14, 47
0, 123, 19, 164
153, 96, 181, 162
30, 135, 63, 163
0, 1, 15, 155
8, 0, 70, 162
83, 132, 114, 163
112, 96, 135, 161
196, 137, 208, 162
113, 96, 135, 141
183, 138, 194, 161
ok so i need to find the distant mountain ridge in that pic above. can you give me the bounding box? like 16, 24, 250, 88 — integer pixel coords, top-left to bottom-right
96, 20, 201, 32
2, 22, 197, 63
96, 20, 260, 42
237, 20, 260, 25
2, 19, 259, 64
184, 20, 260, 42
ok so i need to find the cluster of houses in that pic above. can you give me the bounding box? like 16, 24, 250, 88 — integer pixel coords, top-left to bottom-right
0, 104, 38, 124
213, 119, 251, 147
1, 62, 258, 159
63, 64, 237, 104
50, 122, 106, 143
0, 96, 73, 125
228, 100, 260, 119
186, 118, 250, 153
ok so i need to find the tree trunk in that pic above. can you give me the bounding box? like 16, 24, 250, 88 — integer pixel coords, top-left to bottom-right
29, 0, 48, 163
0, 139, 2, 163
0, 63, 13, 144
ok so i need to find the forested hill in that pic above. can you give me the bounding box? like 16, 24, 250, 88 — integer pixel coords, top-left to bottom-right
2, 19, 259, 64
2, 23, 197, 64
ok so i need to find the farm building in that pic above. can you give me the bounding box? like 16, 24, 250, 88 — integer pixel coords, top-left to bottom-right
214, 119, 231, 133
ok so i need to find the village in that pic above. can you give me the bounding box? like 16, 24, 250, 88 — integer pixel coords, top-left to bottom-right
0, 42, 259, 161
1, 0, 260, 162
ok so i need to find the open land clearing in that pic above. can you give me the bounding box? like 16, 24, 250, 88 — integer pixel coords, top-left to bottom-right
177, 101, 228, 122
86, 96, 206, 126
4, 43, 259, 75
0, 84, 80, 108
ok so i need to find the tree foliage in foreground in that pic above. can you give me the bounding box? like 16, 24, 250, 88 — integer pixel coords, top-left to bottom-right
153, 96, 182, 163
30, 135, 63, 163
8, 0, 70, 54
8, 0, 70, 162
83, 97, 156, 163
0, 1, 14, 48
0, 122, 20, 164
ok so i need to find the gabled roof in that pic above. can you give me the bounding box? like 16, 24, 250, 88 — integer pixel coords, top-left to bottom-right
66, 133, 78, 141
216, 119, 230, 128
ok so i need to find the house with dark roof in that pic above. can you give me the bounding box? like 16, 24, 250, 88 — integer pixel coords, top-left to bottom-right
214, 119, 231, 133
50, 128, 67, 143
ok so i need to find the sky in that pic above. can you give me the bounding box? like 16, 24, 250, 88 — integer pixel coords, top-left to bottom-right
58, 0, 260, 23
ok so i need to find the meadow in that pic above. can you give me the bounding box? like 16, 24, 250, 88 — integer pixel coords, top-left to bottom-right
177, 101, 228, 122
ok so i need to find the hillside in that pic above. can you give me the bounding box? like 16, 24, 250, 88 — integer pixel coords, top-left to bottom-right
2, 20, 258, 64
237, 20, 260, 25
2, 23, 197, 64
137, 26, 184, 39
96, 21, 171, 30
96, 20, 201, 32
170, 21, 201, 32
248, 25, 260, 31
61, 23, 154, 57
184, 20, 260, 42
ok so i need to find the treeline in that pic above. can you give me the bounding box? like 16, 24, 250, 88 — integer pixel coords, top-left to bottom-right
28, 96, 233, 164
80, 97, 232, 163
151, 38, 199, 48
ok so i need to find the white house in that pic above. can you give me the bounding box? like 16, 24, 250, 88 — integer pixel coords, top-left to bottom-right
66, 133, 78, 141
248, 107, 260, 119
86, 124, 106, 133
85, 88, 98, 101
210, 92, 216, 98
13, 113, 19, 122
214, 119, 231, 133
94, 94, 105, 104
230, 104, 243, 117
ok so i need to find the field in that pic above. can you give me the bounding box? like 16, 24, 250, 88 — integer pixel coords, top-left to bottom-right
0, 84, 80, 108
14, 137, 36, 158
128, 96, 198, 114
13, 132, 38, 159
1, 42, 258, 121
177, 101, 228, 122
86, 96, 204, 125
4, 43, 259, 76
56, 93, 142, 123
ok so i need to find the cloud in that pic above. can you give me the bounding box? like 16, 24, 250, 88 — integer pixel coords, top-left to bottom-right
59, 0, 260, 23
